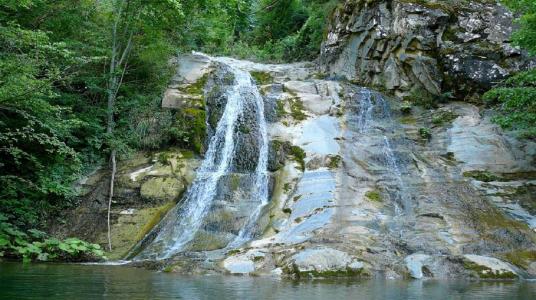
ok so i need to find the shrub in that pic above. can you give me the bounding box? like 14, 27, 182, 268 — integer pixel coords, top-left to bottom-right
0, 214, 105, 262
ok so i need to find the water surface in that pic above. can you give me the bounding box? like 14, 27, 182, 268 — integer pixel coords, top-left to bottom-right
1, 263, 535, 299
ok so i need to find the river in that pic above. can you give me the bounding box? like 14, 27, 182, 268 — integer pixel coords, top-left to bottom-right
1, 263, 535, 299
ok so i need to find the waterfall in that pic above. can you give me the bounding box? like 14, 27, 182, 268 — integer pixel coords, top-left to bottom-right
356, 89, 374, 133
133, 63, 269, 260
226, 71, 269, 249
356, 89, 412, 214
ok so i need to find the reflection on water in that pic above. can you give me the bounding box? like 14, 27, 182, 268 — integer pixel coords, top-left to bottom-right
1, 263, 535, 300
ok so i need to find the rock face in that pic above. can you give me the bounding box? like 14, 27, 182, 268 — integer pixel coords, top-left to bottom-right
52, 150, 200, 259
320, 0, 534, 99
113, 53, 535, 280
284, 247, 365, 277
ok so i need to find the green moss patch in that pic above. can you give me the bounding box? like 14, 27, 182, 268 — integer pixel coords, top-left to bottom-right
501, 250, 536, 270
250, 71, 273, 85
230, 174, 241, 191
283, 183, 292, 193
399, 115, 417, 125
463, 260, 517, 279
463, 170, 499, 182
169, 107, 207, 154
400, 102, 412, 114
432, 110, 458, 126
327, 155, 342, 169
365, 190, 382, 202
291, 267, 369, 279
276, 101, 288, 118
100, 201, 176, 260
419, 127, 432, 140
182, 73, 208, 96
289, 98, 307, 121
290, 145, 306, 171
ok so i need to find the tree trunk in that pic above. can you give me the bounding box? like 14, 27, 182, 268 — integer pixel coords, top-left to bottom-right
106, 0, 134, 253
107, 149, 116, 251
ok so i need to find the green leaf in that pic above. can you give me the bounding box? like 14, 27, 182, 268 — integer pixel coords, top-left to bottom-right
0, 237, 10, 248
28, 229, 47, 239
58, 242, 70, 252
44, 238, 60, 246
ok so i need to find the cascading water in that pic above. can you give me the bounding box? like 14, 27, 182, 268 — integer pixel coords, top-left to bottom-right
356, 89, 412, 214
132, 62, 269, 260
226, 74, 269, 249
356, 89, 374, 133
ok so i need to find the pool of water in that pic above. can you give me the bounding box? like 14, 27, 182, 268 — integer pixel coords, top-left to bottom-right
1, 262, 535, 299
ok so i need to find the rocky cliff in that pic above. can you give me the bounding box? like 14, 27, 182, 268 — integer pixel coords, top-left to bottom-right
58, 51, 536, 279
320, 0, 534, 100
144, 54, 536, 280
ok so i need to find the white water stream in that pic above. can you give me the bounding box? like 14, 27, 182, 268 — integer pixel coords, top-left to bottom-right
134, 61, 269, 260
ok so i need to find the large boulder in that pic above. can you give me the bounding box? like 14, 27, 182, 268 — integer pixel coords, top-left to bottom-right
284, 247, 366, 277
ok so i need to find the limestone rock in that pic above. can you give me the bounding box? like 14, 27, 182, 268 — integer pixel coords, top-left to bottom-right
223, 256, 256, 274
140, 177, 185, 203
463, 254, 518, 279
405, 254, 432, 279
285, 247, 365, 277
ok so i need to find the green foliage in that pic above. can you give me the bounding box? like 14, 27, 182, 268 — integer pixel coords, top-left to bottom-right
0, 0, 204, 241
481, 1, 536, 139
215, 0, 338, 62
419, 127, 432, 140
169, 108, 208, 153
254, 0, 308, 44
502, 0, 536, 55
483, 69, 536, 138
400, 102, 412, 114
0, 214, 105, 262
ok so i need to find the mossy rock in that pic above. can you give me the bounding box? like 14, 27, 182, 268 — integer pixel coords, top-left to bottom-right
463, 260, 517, 280
290, 145, 306, 171
501, 250, 536, 270
399, 115, 417, 125
463, 170, 499, 182
419, 127, 432, 140
182, 73, 208, 96
229, 174, 241, 192
276, 100, 288, 118
250, 71, 273, 85
406, 87, 437, 109
186, 230, 233, 251
365, 190, 382, 202
140, 177, 185, 202
327, 155, 342, 169
400, 102, 412, 114
170, 107, 207, 154
431, 110, 458, 126
289, 98, 307, 121
99, 202, 176, 260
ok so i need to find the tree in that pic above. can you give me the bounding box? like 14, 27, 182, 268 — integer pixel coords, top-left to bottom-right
103, 0, 184, 250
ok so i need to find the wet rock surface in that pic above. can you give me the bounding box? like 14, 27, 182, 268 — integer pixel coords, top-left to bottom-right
108, 53, 536, 279
52, 150, 201, 259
